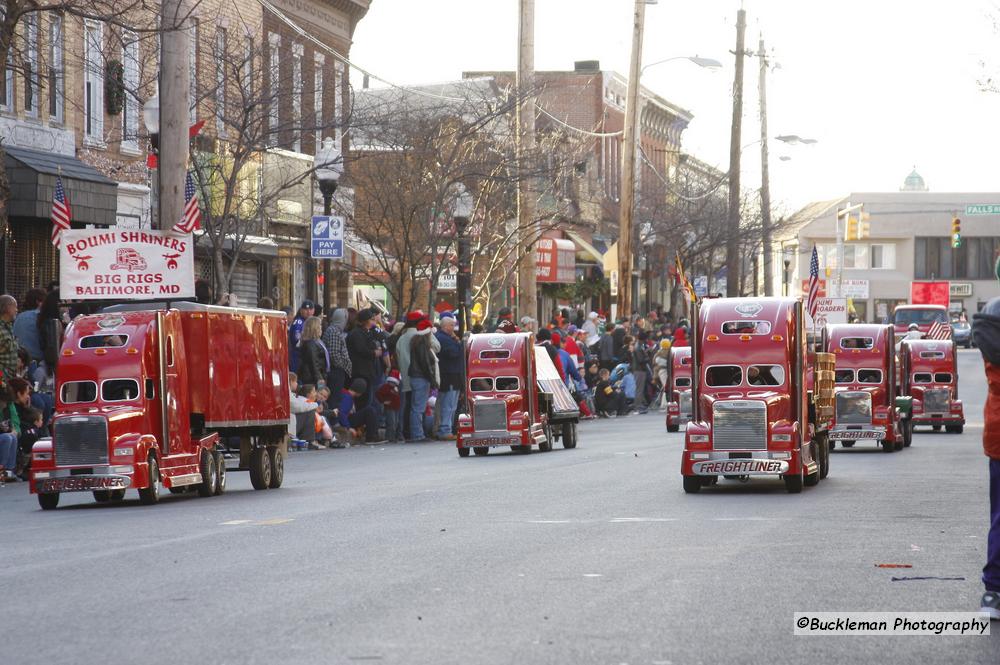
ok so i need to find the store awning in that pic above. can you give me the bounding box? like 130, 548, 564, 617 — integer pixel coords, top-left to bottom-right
3, 145, 118, 225
565, 230, 605, 264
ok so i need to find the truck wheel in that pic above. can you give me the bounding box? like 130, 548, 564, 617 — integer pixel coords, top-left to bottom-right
667, 422, 679, 433
819, 436, 830, 479
515, 445, 532, 454
562, 422, 577, 449
946, 425, 964, 434
93, 490, 111, 503
841, 440, 855, 448
902, 420, 913, 447
683, 475, 702, 494
139, 455, 161, 505
932, 424, 942, 432
881, 439, 895, 453
249, 447, 272, 490
784, 471, 803, 493
458, 447, 470, 457
197, 450, 217, 497
538, 425, 553, 452
214, 451, 227, 495
473, 447, 489, 456
109, 489, 125, 502
268, 447, 284, 489
38, 492, 59, 510
829, 439, 835, 451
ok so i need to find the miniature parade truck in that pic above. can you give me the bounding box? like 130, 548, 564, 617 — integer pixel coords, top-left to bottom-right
457, 332, 579, 456
898, 337, 964, 433
29, 302, 290, 509
665, 345, 693, 433
681, 297, 834, 494
825, 323, 910, 452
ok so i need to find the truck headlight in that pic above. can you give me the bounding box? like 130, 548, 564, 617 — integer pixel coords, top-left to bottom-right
32, 452, 52, 461
772, 434, 792, 442
111, 465, 134, 474
114, 447, 133, 457
689, 434, 709, 443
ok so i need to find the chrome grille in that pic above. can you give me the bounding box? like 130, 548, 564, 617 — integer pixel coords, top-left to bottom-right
836, 392, 872, 425
923, 388, 950, 413
712, 400, 766, 450
54, 417, 109, 466
679, 391, 692, 419
473, 401, 507, 431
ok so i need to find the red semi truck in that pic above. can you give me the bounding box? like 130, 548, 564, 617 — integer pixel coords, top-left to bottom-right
29, 302, 290, 509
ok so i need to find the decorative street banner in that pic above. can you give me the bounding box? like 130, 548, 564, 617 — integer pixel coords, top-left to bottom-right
311, 215, 344, 259
60, 229, 195, 300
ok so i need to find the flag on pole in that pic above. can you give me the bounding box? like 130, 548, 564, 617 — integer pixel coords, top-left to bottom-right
927, 319, 951, 341
806, 245, 820, 319
50, 175, 72, 248
675, 253, 696, 303
172, 171, 202, 234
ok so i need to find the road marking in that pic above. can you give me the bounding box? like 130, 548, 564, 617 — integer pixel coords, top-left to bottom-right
527, 520, 573, 524
712, 517, 791, 522
257, 518, 295, 526
582, 573, 603, 578
610, 517, 678, 523
219, 520, 251, 525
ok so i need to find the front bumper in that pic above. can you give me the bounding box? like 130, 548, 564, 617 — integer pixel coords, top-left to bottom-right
912, 413, 965, 425
31, 466, 135, 494
457, 431, 523, 449
682, 450, 799, 476
829, 425, 886, 441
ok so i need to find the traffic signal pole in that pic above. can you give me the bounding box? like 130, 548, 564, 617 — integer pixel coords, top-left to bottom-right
836, 201, 864, 297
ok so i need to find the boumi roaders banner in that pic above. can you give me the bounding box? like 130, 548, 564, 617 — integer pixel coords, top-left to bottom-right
60, 229, 195, 300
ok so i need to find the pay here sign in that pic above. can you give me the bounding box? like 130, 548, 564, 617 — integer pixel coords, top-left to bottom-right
60, 229, 195, 300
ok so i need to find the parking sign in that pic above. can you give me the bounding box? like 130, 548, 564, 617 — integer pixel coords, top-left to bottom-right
311, 215, 344, 259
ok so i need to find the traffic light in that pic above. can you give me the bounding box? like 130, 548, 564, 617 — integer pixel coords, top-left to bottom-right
951, 217, 962, 248
858, 211, 871, 239
845, 215, 859, 241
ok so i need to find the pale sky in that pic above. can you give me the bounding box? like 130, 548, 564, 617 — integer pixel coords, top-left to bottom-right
351, 0, 1000, 214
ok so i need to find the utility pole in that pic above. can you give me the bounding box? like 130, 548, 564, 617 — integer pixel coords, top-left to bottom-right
758, 36, 774, 296
516, 0, 537, 322
158, 0, 191, 230
618, 0, 646, 319
724, 7, 746, 297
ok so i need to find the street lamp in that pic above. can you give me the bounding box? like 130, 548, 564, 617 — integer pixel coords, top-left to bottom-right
142, 93, 160, 149
453, 184, 474, 336
618, 42, 721, 319
314, 136, 343, 315
782, 245, 794, 297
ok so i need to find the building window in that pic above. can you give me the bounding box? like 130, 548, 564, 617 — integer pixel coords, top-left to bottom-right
291, 43, 302, 152
121, 31, 139, 151
189, 20, 198, 122
314, 53, 324, 150
816, 243, 869, 270
242, 34, 253, 97
869, 243, 895, 270
916, 236, 1000, 280
48, 15, 63, 122
84, 21, 104, 144
23, 11, 38, 115
268, 33, 280, 142
215, 27, 227, 136
334, 61, 343, 142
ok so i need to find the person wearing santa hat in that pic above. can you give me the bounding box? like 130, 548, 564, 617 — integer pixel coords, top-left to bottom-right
407, 319, 439, 442
376, 369, 403, 442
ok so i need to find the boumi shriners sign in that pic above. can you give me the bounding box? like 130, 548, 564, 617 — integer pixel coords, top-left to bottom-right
60, 229, 195, 300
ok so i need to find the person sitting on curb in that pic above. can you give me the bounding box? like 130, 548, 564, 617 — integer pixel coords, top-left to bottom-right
288, 372, 322, 450
338, 378, 386, 445
594, 367, 628, 417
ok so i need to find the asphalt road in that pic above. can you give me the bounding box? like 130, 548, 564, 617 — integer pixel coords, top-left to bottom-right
3, 348, 999, 665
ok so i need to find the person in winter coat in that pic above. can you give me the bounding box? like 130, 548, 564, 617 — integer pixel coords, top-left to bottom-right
583, 312, 601, 349
611, 324, 627, 361
630, 331, 652, 414
376, 370, 402, 442
434, 314, 463, 440
971, 297, 1000, 620
338, 378, 384, 444
672, 326, 689, 348
346, 309, 378, 405
321, 308, 352, 398
287, 300, 315, 372
598, 325, 617, 370
296, 317, 328, 387
36, 289, 64, 386
407, 320, 439, 442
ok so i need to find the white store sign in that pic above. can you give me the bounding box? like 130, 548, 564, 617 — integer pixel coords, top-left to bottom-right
827, 279, 869, 299
60, 229, 195, 300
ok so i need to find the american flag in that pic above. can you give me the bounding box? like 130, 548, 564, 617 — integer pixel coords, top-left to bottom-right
927, 319, 951, 341
50, 176, 72, 247
172, 171, 202, 234
806, 245, 820, 319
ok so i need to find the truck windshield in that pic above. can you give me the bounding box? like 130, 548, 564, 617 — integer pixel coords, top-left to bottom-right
706, 365, 742, 387
675, 377, 691, 387
80, 335, 129, 348
857, 369, 883, 384
102, 379, 141, 401
835, 369, 855, 383
913, 372, 933, 383
934, 372, 953, 383
495, 377, 519, 391
840, 337, 873, 349
894, 309, 947, 326
919, 351, 944, 359
470, 378, 494, 392
61, 381, 97, 403
722, 320, 771, 335
747, 365, 784, 386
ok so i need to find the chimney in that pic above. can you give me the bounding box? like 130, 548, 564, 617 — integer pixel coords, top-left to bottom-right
574, 60, 600, 73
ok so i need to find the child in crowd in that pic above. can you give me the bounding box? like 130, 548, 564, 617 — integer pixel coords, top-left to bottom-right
298, 384, 335, 449
288, 371, 321, 449
594, 367, 628, 417
376, 370, 402, 442
338, 378, 385, 445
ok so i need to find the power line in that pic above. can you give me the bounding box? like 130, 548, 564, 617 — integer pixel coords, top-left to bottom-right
638, 145, 728, 202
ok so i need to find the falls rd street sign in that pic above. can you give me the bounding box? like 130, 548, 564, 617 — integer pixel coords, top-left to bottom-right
311, 215, 344, 259
965, 204, 1000, 215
